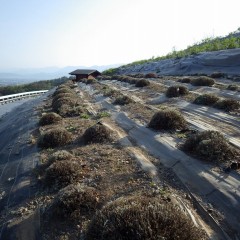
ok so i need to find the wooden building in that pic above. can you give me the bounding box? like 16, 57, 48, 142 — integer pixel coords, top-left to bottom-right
69, 69, 101, 82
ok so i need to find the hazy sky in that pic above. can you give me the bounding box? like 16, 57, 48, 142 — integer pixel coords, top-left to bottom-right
0, 0, 239, 70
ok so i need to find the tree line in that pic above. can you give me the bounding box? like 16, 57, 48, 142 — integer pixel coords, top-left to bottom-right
0, 77, 69, 96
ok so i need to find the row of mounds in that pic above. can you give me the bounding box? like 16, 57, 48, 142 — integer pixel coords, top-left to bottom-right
178, 76, 215, 86
36, 83, 120, 238
40, 125, 114, 190
194, 94, 240, 112
111, 75, 150, 87
51, 84, 86, 117
178, 75, 239, 91
37, 83, 207, 239
147, 109, 239, 164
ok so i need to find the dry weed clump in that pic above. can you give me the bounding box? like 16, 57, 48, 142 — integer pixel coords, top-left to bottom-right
52, 93, 75, 104
227, 84, 238, 91
191, 76, 215, 86
45, 160, 83, 188
39, 112, 62, 126
38, 128, 72, 148
81, 78, 97, 84
85, 196, 204, 240
178, 77, 191, 83
82, 124, 113, 144
114, 95, 132, 105
166, 86, 189, 98
103, 88, 119, 98
182, 130, 238, 162
44, 184, 99, 220
57, 105, 85, 117
49, 150, 73, 163
210, 72, 225, 78
135, 79, 150, 87
214, 99, 240, 112
53, 87, 75, 97
52, 97, 79, 112
145, 72, 158, 78
131, 73, 145, 78
194, 94, 219, 106
148, 110, 187, 131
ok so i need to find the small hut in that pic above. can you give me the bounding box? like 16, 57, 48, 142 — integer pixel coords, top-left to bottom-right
69, 69, 101, 82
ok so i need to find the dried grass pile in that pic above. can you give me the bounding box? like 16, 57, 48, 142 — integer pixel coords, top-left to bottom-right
45, 160, 83, 188
191, 77, 215, 86
214, 99, 240, 112
38, 128, 72, 148
82, 124, 113, 144
39, 112, 62, 126
194, 94, 219, 106
182, 130, 238, 162
148, 110, 187, 131
85, 196, 204, 240
114, 95, 132, 105
135, 79, 150, 87
166, 86, 189, 98
44, 183, 99, 220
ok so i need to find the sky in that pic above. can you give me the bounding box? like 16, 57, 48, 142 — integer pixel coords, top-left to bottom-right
0, 0, 239, 70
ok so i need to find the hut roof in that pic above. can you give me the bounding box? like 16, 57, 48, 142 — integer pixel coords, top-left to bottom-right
69, 69, 100, 75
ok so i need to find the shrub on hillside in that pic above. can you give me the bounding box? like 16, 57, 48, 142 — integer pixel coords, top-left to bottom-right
166, 86, 189, 98
85, 79, 97, 84
182, 130, 237, 162
45, 160, 83, 188
191, 77, 215, 86
114, 95, 132, 105
145, 73, 158, 78
39, 112, 62, 126
85, 196, 203, 240
52, 97, 79, 112
178, 78, 191, 83
82, 124, 113, 144
126, 77, 138, 84
44, 184, 99, 220
135, 79, 150, 87
132, 73, 145, 78
49, 150, 73, 163
103, 89, 119, 98
53, 87, 74, 97
193, 94, 219, 106
148, 110, 187, 131
210, 72, 225, 78
57, 105, 85, 117
52, 93, 75, 104
227, 84, 238, 91
214, 99, 240, 112
38, 128, 72, 148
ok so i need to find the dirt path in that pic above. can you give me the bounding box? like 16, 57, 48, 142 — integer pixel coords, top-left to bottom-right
0, 92, 51, 240
79, 81, 240, 239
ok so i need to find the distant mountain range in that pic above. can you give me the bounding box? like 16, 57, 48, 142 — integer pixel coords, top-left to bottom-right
0, 64, 121, 86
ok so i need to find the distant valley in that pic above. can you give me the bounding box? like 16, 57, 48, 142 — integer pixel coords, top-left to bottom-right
0, 64, 121, 86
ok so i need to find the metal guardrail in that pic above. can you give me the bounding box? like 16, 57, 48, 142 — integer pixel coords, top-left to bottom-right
0, 90, 48, 104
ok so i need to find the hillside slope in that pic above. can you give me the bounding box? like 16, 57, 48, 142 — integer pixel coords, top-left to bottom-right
117, 48, 240, 76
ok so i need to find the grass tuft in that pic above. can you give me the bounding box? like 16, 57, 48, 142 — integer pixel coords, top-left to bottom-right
182, 130, 238, 162
38, 128, 72, 148
148, 110, 187, 131
85, 196, 204, 240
